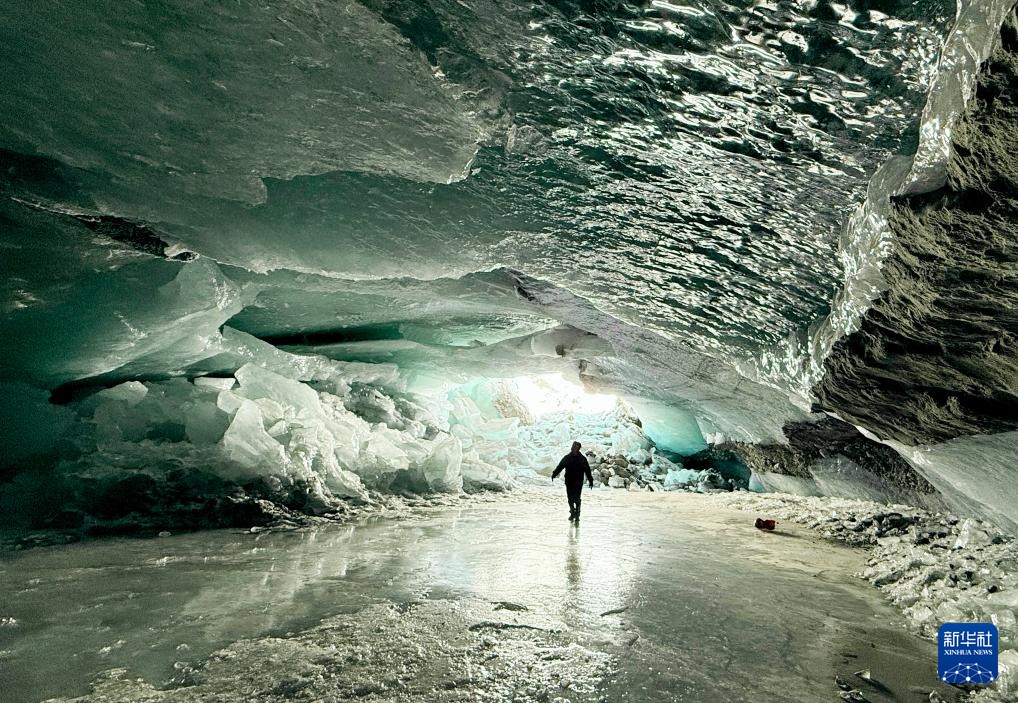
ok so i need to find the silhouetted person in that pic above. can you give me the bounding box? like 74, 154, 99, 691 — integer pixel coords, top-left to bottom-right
552, 441, 593, 522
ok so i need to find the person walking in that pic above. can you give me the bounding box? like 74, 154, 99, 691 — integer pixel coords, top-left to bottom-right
551, 441, 594, 522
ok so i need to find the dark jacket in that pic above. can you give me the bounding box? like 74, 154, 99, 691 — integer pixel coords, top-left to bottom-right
552, 452, 593, 488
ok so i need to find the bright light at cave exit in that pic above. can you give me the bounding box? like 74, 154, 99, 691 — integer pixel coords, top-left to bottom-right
512, 373, 618, 418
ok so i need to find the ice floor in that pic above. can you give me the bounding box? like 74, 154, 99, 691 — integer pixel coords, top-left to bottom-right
1, 490, 958, 703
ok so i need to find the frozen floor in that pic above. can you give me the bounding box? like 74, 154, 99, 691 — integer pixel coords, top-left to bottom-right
0, 489, 958, 702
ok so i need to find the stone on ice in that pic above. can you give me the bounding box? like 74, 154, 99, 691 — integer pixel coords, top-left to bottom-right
627, 447, 651, 465
874, 512, 913, 532
696, 469, 726, 492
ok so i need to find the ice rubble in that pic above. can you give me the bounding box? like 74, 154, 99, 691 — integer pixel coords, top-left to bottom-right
15, 321, 735, 533
711, 492, 1018, 702
2, 249, 809, 475
69, 362, 475, 507
2, 254, 747, 533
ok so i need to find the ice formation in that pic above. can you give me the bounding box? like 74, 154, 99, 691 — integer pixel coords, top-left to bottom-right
3, 6, 1018, 703
1, 0, 1017, 539
5, 310, 730, 532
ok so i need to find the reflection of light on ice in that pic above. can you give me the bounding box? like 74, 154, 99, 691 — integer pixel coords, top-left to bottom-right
440, 511, 633, 620
511, 374, 618, 418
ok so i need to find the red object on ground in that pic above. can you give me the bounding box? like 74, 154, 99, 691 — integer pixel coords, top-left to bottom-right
755, 518, 777, 530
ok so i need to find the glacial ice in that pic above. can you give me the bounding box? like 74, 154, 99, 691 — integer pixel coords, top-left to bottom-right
5, 492, 951, 703
893, 432, 1018, 533
748, 454, 946, 510
1, 11, 1015, 703
748, 0, 1017, 400
220, 399, 288, 478
0, 1, 487, 202
2, 250, 1014, 533
419, 435, 465, 494
0, 247, 813, 509
6, 315, 712, 528
0, 0, 967, 438
663, 469, 701, 489
1, 0, 1015, 540
2, 258, 254, 387
0, 382, 75, 464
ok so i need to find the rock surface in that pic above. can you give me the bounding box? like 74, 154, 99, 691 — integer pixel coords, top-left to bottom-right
690, 416, 937, 498
817, 9, 1018, 445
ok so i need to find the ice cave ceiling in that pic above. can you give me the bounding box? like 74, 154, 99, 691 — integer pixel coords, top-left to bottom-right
0, 0, 954, 384
1, 1, 1016, 526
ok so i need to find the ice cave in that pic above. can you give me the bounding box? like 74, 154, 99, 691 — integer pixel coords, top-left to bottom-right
1, 1, 1017, 702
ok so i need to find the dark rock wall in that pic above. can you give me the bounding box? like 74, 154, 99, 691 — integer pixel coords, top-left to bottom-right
692, 415, 939, 496
817, 7, 1018, 446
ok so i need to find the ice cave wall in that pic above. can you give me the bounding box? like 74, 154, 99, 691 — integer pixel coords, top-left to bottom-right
1, 0, 1017, 533
818, 8, 1018, 445
816, 6, 1018, 530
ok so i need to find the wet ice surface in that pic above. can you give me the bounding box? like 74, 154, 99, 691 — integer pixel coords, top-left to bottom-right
1, 490, 947, 703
